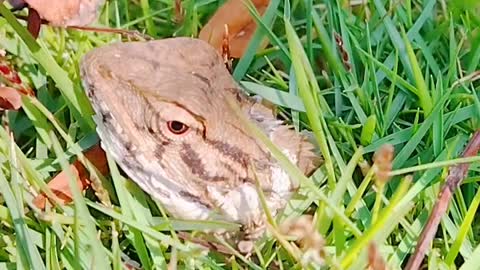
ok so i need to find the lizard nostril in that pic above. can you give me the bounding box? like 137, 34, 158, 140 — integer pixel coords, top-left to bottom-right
167, 121, 189, 135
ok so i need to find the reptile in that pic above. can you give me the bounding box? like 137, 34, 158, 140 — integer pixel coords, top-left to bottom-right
80, 37, 321, 252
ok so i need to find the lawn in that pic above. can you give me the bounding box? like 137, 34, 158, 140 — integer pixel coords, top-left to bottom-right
0, 0, 479, 269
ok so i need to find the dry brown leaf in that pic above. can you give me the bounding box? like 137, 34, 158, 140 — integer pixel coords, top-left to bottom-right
27, 7, 42, 38
199, 0, 270, 58
24, 0, 105, 26
0, 56, 35, 110
33, 144, 109, 209
0, 86, 22, 110
0, 54, 35, 97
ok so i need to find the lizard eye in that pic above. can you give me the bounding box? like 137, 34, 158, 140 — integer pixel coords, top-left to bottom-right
167, 121, 189, 135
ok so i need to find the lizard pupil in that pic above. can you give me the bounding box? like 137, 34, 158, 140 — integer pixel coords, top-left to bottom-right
167, 121, 189, 135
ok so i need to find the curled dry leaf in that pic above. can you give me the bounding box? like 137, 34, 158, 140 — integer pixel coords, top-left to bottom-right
33, 144, 109, 209
8, 0, 146, 40
27, 7, 42, 38
199, 0, 270, 58
334, 32, 352, 72
0, 59, 34, 95
0, 56, 35, 110
0, 86, 22, 110
24, 0, 105, 26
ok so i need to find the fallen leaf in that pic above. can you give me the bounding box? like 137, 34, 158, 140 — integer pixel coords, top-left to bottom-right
9, 1, 149, 40
33, 144, 109, 209
24, 0, 105, 26
27, 7, 41, 38
199, 0, 270, 58
0, 86, 23, 110
0, 57, 35, 96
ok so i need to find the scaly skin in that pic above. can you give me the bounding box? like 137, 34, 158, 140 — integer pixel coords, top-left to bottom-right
80, 37, 321, 251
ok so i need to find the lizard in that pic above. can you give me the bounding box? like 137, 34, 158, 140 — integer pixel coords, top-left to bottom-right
79, 37, 321, 252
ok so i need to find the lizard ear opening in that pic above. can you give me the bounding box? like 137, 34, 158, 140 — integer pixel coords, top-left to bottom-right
167, 121, 190, 135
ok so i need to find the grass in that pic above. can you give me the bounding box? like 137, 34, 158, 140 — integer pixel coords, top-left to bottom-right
0, 0, 479, 269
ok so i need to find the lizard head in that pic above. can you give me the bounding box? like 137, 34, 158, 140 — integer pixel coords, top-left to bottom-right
80, 38, 277, 216
80, 37, 320, 227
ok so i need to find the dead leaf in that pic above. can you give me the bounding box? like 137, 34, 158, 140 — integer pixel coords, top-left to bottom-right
27, 7, 41, 38
0, 57, 35, 96
24, 0, 105, 26
0, 87, 23, 110
0, 57, 35, 110
199, 0, 270, 58
33, 144, 109, 209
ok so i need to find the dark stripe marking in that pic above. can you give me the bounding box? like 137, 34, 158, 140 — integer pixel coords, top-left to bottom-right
191, 72, 211, 87
180, 143, 227, 182
205, 139, 249, 165
154, 144, 165, 161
